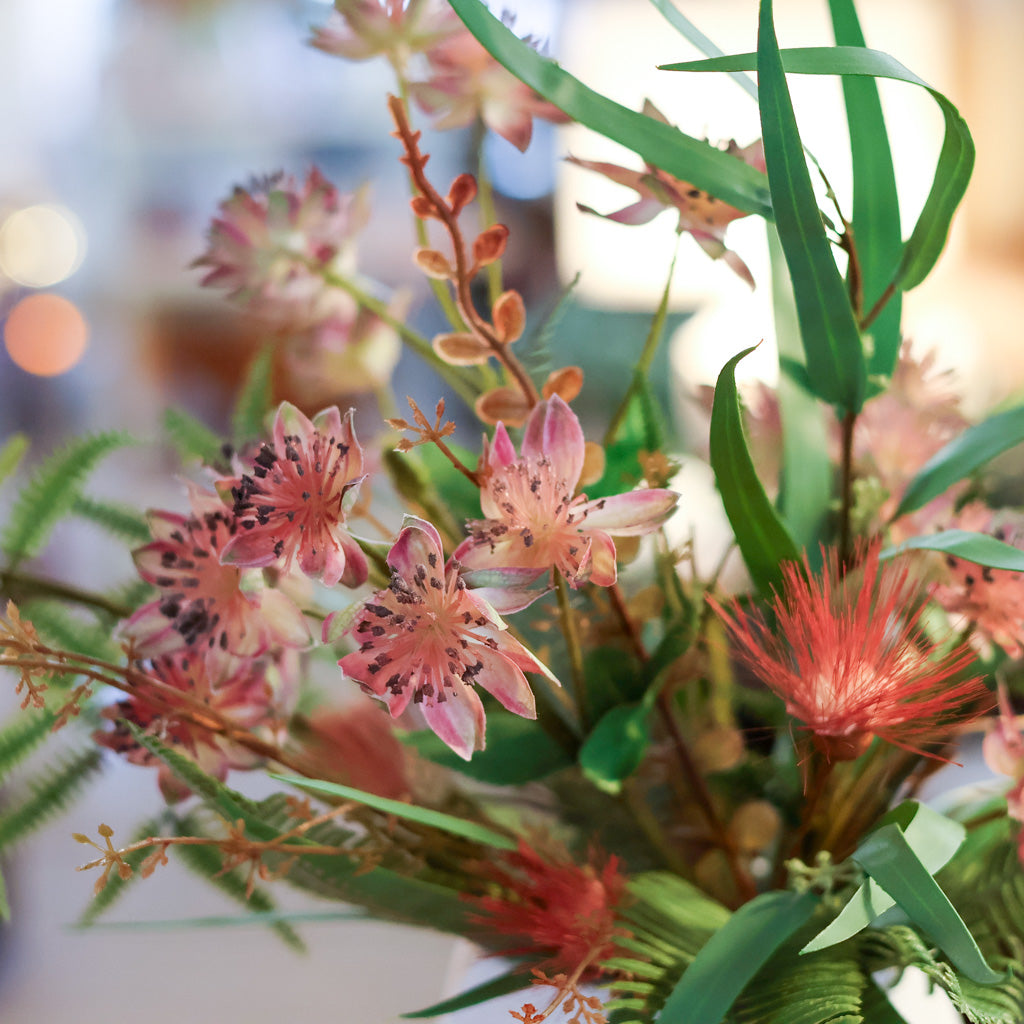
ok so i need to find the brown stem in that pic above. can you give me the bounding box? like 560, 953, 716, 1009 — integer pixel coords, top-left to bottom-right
608, 581, 648, 663
431, 435, 480, 487
860, 280, 897, 333
0, 570, 131, 619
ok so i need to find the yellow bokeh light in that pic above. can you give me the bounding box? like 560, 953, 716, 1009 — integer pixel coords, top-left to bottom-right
0, 204, 86, 288
4, 293, 89, 376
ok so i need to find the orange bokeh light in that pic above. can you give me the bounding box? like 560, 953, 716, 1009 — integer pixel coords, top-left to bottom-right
4, 293, 88, 376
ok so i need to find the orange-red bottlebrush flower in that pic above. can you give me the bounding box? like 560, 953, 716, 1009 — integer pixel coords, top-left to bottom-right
469, 841, 629, 980
710, 545, 991, 762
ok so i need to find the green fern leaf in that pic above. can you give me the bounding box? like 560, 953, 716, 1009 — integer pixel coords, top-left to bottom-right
0, 711, 56, 781
71, 495, 151, 544
172, 812, 305, 952
520, 271, 581, 378
231, 344, 274, 447
19, 599, 121, 662
0, 433, 29, 489
1, 430, 134, 565
0, 748, 103, 850
76, 814, 168, 927
162, 407, 224, 467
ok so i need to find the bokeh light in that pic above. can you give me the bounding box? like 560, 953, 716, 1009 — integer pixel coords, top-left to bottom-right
0, 204, 86, 288
3, 292, 88, 375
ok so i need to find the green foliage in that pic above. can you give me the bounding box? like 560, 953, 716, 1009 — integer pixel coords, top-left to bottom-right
885, 531, 1024, 571
0, 710, 56, 782
0, 433, 29, 488
710, 346, 800, 594
756, 0, 867, 415
0, 861, 9, 921
520, 270, 581, 379
1, 430, 135, 566
447, 0, 772, 218
162, 406, 224, 467
231, 344, 274, 446
0, 748, 103, 850
579, 701, 652, 794
416, 442, 481, 532
71, 494, 151, 545
402, 968, 530, 1019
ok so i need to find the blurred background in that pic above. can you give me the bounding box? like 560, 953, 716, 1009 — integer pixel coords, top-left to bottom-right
0, 0, 1021, 1020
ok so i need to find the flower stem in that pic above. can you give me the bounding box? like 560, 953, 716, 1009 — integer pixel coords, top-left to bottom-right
554, 576, 587, 727
0, 569, 131, 619
472, 121, 504, 309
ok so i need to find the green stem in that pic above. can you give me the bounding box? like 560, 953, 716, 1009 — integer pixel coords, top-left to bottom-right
473, 121, 504, 309
555, 576, 587, 727
0, 570, 131, 619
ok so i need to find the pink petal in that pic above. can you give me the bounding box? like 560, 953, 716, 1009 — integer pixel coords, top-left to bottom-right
522, 396, 584, 488
388, 516, 445, 578
580, 489, 679, 536
421, 685, 485, 760
274, 401, 317, 449
460, 566, 553, 614
219, 529, 280, 569
577, 198, 666, 227
566, 156, 652, 194
258, 588, 312, 648
120, 602, 184, 656
336, 532, 369, 588
584, 530, 619, 588
489, 422, 518, 469
473, 647, 536, 719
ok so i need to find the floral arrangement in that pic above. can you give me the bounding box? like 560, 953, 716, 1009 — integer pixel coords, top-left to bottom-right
4, 1, 1024, 1022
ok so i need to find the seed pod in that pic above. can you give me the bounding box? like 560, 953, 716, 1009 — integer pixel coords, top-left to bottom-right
433, 332, 492, 366
472, 224, 509, 267
446, 173, 477, 215
475, 386, 530, 427
492, 290, 526, 343
542, 365, 583, 403
413, 247, 453, 279
410, 195, 437, 219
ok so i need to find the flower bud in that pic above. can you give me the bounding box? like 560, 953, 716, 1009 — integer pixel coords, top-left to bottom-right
447, 173, 478, 215
413, 247, 454, 279
475, 386, 530, 427
472, 224, 509, 267
492, 290, 526, 344
433, 332, 493, 366
542, 365, 583, 403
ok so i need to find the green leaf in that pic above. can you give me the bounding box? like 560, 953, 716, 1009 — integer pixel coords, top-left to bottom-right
402, 968, 530, 1019
268, 774, 517, 851
0, 861, 9, 921
662, 46, 974, 295
81, 909, 365, 930
882, 531, 1024, 572
647, 0, 758, 101
447, 0, 772, 218
0, 748, 103, 850
0, 710, 55, 781
828, 0, 902, 380
402, 712, 572, 785
521, 271, 581, 379
1, 431, 134, 565
853, 823, 1005, 984
231, 344, 274, 446
658, 890, 819, 1024
71, 495, 151, 544
162, 406, 224, 467
579, 701, 653, 794
709, 346, 800, 594
769, 226, 831, 552
895, 404, 1024, 518
0, 432, 29, 488
756, 1, 866, 413
803, 801, 965, 953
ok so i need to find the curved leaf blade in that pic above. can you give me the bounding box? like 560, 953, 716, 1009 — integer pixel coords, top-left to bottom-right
658, 890, 819, 1024
269, 774, 517, 851
853, 822, 1005, 984
579, 701, 652, 794
662, 46, 975, 296
883, 531, 1024, 572
402, 967, 530, 1019
895, 404, 1024, 518
828, 0, 903, 379
447, 0, 772, 218
756, 2, 866, 413
710, 346, 800, 594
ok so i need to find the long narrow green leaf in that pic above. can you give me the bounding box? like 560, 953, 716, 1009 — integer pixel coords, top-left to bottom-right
710, 346, 800, 594
853, 823, 1005, 984
828, 0, 902, 380
0, 862, 9, 921
231, 344, 274, 446
1, 431, 134, 565
647, 0, 758, 101
768, 226, 831, 553
803, 801, 965, 953
662, 46, 974, 295
756, 0, 866, 413
447, 0, 772, 218
658, 890, 819, 1024
0, 433, 29, 488
895, 404, 1024, 518
402, 968, 530, 1019
269, 774, 517, 851
162, 406, 224, 466
883, 531, 1024, 572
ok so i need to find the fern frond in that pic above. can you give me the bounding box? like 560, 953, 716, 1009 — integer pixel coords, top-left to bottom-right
19, 599, 121, 662
71, 495, 150, 544
162, 407, 224, 467
173, 812, 305, 952
231, 345, 274, 447
1, 430, 135, 565
0, 433, 29, 489
521, 271, 580, 379
0, 710, 56, 781
0, 748, 103, 850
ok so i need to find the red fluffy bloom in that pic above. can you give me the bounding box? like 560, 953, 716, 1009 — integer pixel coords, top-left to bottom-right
470, 842, 629, 979
711, 545, 990, 762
